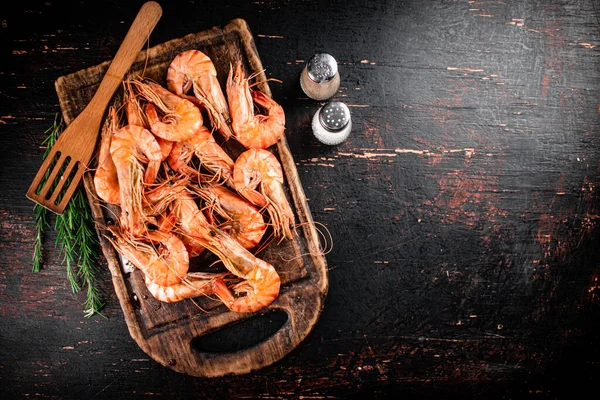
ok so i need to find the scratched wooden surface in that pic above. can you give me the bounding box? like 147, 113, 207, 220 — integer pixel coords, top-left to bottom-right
2, 0, 600, 398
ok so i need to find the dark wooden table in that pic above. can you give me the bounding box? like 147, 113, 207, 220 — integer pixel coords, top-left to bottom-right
2, 0, 599, 398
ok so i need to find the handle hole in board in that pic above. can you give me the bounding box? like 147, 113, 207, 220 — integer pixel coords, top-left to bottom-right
191, 309, 288, 354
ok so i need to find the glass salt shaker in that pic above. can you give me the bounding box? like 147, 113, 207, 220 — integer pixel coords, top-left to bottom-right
300, 53, 340, 100
311, 101, 352, 145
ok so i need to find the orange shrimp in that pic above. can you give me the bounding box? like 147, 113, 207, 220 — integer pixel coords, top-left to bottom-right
167, 50, 233, 140
107, 227, 189, 287
226, 62, 285, 149
110, 124, 162, 236
133, 80, 202, 142
233, 148, 295, 239
197, 184, 266, 249
211, 257, 280, 313
144, 103, 173, 161
167, 125, 234, 187
94, 107, 120, 204
170, 191, 280, 312
144, 271, 223, 303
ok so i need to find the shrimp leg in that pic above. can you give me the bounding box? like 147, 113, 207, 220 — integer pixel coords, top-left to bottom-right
167, 125, 234, 187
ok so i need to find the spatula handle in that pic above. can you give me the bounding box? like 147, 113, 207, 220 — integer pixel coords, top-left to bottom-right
87, 2, 162, 114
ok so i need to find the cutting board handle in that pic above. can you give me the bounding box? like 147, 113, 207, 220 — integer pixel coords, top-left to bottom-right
136, 277, 326, 377
188, 304, 296, 375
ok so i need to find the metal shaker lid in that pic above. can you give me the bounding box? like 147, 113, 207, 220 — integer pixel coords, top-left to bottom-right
319, 101, 350, 132
307, 53, 338, 83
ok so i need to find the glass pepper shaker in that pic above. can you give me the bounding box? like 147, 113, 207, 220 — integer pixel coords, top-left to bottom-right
311, 101, 352, 145
300, 53, 340, 101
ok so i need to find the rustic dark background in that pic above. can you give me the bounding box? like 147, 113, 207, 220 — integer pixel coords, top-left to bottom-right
2, 0, 600, 398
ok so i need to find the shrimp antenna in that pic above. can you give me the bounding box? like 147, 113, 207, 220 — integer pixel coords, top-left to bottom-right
278, 221, 334, 263
249, 77, 283, 89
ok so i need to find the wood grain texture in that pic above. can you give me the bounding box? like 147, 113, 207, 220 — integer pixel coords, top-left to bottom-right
2, 0, 600, 397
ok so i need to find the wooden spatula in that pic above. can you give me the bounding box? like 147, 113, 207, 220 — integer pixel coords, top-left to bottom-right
26, 1, 162, 214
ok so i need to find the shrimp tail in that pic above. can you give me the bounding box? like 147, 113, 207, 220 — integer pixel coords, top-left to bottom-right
211, 259, 280, 313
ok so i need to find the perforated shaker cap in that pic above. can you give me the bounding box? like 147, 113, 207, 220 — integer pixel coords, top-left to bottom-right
319, 101, 350, 132
307, 53, 338, 83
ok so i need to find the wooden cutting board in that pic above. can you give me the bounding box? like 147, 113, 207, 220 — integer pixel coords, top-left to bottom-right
54, 19, 328, 377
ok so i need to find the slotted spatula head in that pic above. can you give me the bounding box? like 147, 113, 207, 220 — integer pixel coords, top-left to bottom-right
26, 1, 162, 214
27, 116, 99, 213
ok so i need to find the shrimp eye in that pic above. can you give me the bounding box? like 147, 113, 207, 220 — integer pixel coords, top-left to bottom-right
209, 230, 216, 237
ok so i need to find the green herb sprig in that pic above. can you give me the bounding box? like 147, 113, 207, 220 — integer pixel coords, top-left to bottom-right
32, 118, 104, 317
32, 203, 49, 273
32, 122, 61, 272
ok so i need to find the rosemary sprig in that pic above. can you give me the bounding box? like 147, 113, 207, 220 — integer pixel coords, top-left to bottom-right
32, 204, 48, 272
55, 206, 82, 293
72, 189, 104, 317
32, 118, 104, 317
32, 122, 61, 272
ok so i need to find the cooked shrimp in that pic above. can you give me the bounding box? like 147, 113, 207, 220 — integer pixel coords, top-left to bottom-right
197, 184, 266, 249
167, 50, 233, 140
133, 80, 202, 142
144, 271, 222, 303
94, 107, 120, 204
170, 191, 280, 312
167, 125, 234, 187
110, 124, 162, 236
211, 257, 280, 313
107, 227, 189, 287
233, 148, 295, 239
226, 62, 285, 149
144, 103, 173, 161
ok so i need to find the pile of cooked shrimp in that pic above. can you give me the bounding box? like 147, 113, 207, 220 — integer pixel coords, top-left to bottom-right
94, 50, 294, 313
